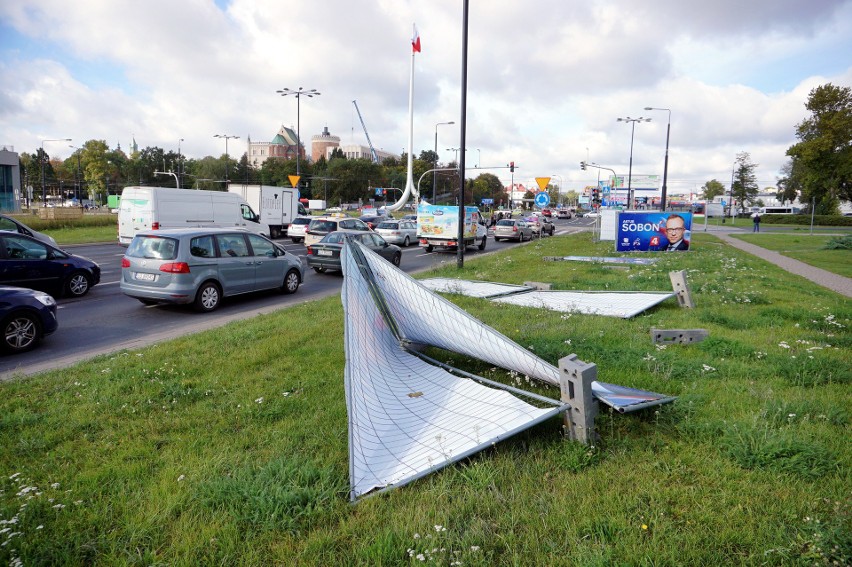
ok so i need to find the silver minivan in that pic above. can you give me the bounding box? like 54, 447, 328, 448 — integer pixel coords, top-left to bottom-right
120, 228, 303, 312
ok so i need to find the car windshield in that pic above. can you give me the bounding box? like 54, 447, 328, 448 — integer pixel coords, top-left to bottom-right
496, 220, 514, 227
321, 232, 347, 244
127, 236, 178, 260
308, 220, 337, 232
292, 218, 312, 226
376, 222, 398, 229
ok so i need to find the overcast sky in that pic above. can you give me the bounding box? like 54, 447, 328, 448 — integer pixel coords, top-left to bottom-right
2, 0, 851, 196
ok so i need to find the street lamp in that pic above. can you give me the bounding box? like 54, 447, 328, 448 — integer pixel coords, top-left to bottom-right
644, 107, 671, 211
177, 138, 184, 188
276, 87, 321, 189
69, 145, 82, 203
213, 134, 239, 184
616, 116, 650, 209
475, 148, 481, 168
41, 138, 71, 205
433, 120, 455, 202
551, 174, 563, 205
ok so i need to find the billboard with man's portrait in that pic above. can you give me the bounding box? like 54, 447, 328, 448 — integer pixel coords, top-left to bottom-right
616, 212, 693, 252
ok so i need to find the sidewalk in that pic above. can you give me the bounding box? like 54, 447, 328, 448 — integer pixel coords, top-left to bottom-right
713, 231, 852, 298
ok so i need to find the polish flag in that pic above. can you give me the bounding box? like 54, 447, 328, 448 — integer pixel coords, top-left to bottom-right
411, 24, 421, 53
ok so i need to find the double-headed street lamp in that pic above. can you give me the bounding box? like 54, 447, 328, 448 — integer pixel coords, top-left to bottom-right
616, 117, 650, 209
433, 121, 455, 202
177, 138, 184, 188
277, 87, 321, 190
644, 107, 671, 211
214, 134, 239, 183
41, 138, 71, 204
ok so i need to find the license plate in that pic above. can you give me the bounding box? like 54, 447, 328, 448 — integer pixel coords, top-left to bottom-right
135, 272, 156, 281
317, 250, 333, 257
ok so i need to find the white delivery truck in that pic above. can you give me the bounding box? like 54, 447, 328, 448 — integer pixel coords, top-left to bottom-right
117, 186, 270, 245
228, 185, 308, 239
416, 202, 488, 252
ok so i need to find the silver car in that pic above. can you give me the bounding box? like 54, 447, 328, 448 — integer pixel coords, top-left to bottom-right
120, 228, 303, 312
374, 220, 417, 246
494, 219, 534, 242
0, 214, 58, 247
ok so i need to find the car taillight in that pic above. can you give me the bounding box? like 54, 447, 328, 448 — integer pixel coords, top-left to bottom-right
121, 257, 130, 268
159, 262, 190, 273
512, 226, 518, 233
306, 247, 314, 255
152, 222, 160, 230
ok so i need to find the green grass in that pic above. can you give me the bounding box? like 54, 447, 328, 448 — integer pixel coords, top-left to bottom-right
11, 212, 118, 245
731, 233, 852, 277
1, 233, 850, 565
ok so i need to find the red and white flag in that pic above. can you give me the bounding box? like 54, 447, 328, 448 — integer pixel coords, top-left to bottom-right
411, 24, 421, 53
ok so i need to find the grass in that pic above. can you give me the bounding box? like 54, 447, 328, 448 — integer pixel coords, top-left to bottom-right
1, 232, 850, 565
731, 233, 852, 278
11, 212, 118, 245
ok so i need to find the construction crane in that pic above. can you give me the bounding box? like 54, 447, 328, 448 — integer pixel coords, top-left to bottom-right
352, 100, 379, 164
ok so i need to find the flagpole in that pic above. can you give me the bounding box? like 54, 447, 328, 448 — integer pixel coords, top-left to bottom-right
388, 25, 418, 212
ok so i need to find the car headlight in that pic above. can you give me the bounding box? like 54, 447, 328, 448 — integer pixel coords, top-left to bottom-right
34, 292, 57, 307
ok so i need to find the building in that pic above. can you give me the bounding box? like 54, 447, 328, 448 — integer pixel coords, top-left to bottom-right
0, 146, 21, 212
246, 125, 303, 168
332, 144, 398, 163
311, 127, 340, 162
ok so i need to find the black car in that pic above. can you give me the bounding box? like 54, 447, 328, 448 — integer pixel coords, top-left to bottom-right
0, 285, 59, 353
0, 233, 101, 297
306, 231, 401, 274
358, 215, 390, 230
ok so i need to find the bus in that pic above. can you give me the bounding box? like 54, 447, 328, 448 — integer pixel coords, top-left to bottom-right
760, 206, 802, 215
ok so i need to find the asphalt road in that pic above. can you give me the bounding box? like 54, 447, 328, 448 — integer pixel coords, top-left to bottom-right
1, 217, 591, 379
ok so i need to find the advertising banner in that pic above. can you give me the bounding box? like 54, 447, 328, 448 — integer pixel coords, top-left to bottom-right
616, 211, 693, 252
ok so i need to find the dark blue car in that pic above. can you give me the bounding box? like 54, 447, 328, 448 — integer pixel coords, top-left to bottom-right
0, 285, 59, 353
0, 233, 100, 297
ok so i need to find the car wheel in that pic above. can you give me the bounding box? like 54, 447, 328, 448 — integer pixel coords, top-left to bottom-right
478, 237, 487, 251
519, 233, 525, 242
291, 237, 301, 244
281, 269, 300, 294
313, 266, 327, 273
391, 253, 401, 267
2, 312, 41, 353
495, 237, 502, 242
194, 282, 221, 312
425, 245, 434, 253
403, 235, 410, 247
65, 271, 91, 297
270, 227, 281, 239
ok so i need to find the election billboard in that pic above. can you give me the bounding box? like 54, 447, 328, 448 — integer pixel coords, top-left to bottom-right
616, 211, 693, 252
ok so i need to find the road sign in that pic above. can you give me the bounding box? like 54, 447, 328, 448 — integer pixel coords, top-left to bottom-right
534, 191, 550, 208
288, 175, 301, 188
535, 177, 551, 191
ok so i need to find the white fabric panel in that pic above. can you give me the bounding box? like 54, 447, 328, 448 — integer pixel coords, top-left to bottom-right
418, 277, 532, 298
492, 290, 675, 319
342, 242, 561, 499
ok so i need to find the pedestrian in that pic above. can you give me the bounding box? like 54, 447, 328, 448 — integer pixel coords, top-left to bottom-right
752, 212, 761, 232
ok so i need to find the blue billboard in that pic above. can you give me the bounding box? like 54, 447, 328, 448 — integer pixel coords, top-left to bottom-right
616, 211, 693, 252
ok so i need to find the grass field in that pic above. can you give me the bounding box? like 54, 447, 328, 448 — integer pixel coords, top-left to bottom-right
731, 233, 852, 278
1, 232, 850, 565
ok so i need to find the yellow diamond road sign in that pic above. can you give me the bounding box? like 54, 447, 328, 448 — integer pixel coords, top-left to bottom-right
289, 175, 301, 188
535, 177, 551, 191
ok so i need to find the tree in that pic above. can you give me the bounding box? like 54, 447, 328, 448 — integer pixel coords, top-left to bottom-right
776, 159, 802, 205
786, 83, 852, 213
701, 179, 726, 201
732, 152, 759, 211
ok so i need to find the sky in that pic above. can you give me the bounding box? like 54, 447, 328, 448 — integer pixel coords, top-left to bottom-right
2, 0, 851, 198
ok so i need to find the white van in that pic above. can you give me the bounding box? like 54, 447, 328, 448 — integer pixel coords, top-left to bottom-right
117, 187, 270, 245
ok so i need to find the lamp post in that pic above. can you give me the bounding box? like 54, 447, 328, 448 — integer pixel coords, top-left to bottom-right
177, 138, 184, 188
69, 145, 82, 203
475, 148, 481, 168
41, 138, 71, 205
276, 87, 321, 189
616, 116, 650, 209
433, 121, 455, 202
551, 174, 563, 206
213, 134, 239, 184
644, 107, 671, 210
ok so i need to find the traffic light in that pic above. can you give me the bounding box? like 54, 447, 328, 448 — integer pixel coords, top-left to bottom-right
580, 161, 587, 170
509, 161, 515, 173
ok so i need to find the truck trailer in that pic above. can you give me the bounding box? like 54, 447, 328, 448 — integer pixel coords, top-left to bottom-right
416, 202, 488, 252
228, 185, 308, 239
